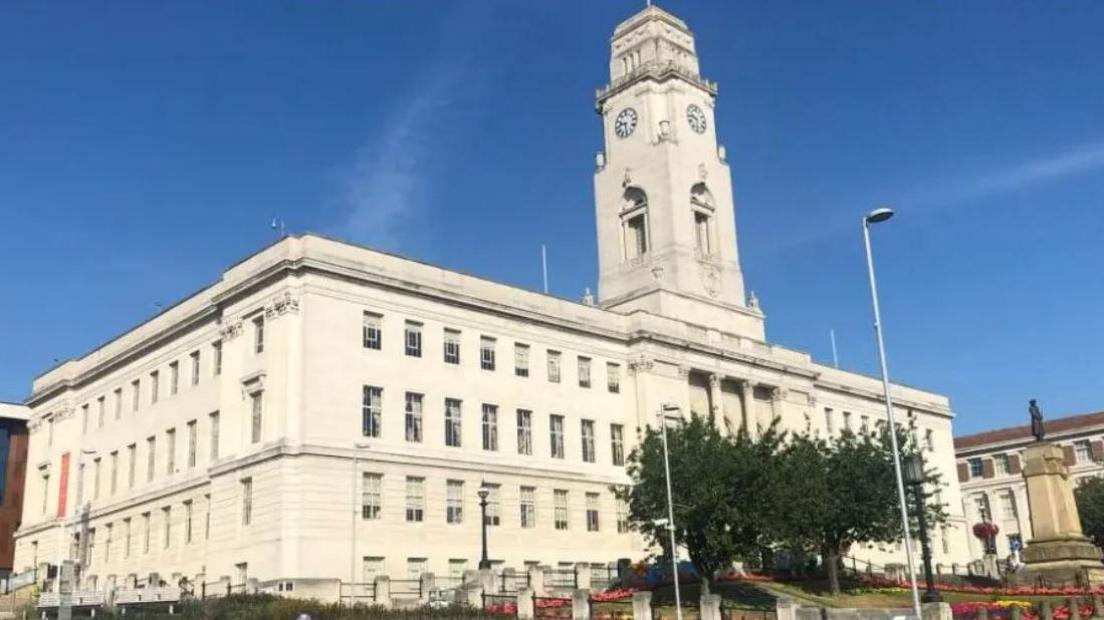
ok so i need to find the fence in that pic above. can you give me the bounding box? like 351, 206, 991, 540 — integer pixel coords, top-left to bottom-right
533, 594, 573, 619
340, 581, 378, 605
721, 601, 778, 620
484, 592, 519, 617
590, 596, 633, 620
547, 569, 577, 590
390, 578, 423, 601
591, 566, 619, 591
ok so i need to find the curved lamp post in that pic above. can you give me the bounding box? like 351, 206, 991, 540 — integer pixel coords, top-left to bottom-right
862, 207, 923, 620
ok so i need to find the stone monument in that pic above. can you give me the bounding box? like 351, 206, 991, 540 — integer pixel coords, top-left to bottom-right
1019, 400, 1104, 586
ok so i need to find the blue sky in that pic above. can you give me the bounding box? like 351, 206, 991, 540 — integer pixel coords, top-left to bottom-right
1, 0, 1101, 435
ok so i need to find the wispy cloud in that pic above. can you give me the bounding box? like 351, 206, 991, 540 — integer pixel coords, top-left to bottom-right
336, 64, 464, 251
907, 138, 1104, 209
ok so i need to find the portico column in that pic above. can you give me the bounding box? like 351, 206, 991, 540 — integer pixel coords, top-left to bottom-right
769, 387, 786, 428
707, 374, 725, 433
739, 380, 757, 440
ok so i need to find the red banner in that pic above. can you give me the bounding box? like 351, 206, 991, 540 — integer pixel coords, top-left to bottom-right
57, 452, 70, 518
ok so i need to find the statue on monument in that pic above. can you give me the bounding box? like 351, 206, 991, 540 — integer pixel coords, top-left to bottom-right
1029, 399, 1046, 442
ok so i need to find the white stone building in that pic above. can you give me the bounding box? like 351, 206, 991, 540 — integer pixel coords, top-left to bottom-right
13, 4, 972, 592
955, 409, 1104, 561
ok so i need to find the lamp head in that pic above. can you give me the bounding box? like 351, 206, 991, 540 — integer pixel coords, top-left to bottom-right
865, 207, 895, 224
477, 486, 490, 500
903, 453, 925, 485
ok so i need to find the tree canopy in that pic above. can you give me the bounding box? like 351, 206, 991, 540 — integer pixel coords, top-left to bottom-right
617, 414, 948, 595
1074, 476, 1104, 549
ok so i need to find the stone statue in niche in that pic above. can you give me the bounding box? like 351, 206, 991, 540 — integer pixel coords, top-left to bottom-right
1030, 399, 1046, 442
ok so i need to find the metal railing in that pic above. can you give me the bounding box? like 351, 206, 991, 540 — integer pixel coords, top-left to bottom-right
339, 581, 377, 605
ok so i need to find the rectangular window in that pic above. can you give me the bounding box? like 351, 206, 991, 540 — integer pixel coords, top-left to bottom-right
40, 473, 49, 514
209, 412, 220, 461
127, 443, 137, 489
407, 558, 426, 581
445, 398, 462, 447
443, 329, 461, 364
190, 351, 201, 386
520, 486, 536, 529
142, 512, 151, 553
547, 350, 561, 383
842, 411, 852, 432
162, 506, 172, 549
449, 559, 467, 581
925, 429, 935, 451
92, 457, 101, 499
581, 419, 596, 463
97, 397, 105, 428
363, 312, 382, 350
480, 336, 496, 371
253, 315, 265, 354
362, 473, 382, 520
578, 357, 591, 388
860, 415, 870, 434
968, 458, 984, 478
404, 321, 422, 357
184, 500, 194, 544
104, 524, 113, 562
363, 557, 384, 583
362, 386, 382, 438
241, 478, 253, 526
514, 343, 530, 377
516, 409, 533, 455
405, 392, 423, 442
994, 453, 1010, 476
205, 493, 211, 540
607, 363, 620, 393
150, 371, 159, 404
550, 415, 565, 459
114, 388, 122, 420
1000, 491, 1018, 520
554, 489, 569, 530
109, 451, 118, 494
169, 362, 179, 396
616, 496, 629, 533
166, 428, 176, 475
123, 518, 131, 558
1076, 440, 1093, 463
250, 392, 263, 444
611, 424, 625, 466
132, 380, 140, 412
586, 493, 600, 532
824, 408, 835, 435
482, 404, 499, 451
81, 404, 89, 434
446, 480, 464, 524
484, 483, 501, 526
146, 436, 156, 482
187, 420, 197, 469
213, 341, 223, 376
405, 477, 425, 522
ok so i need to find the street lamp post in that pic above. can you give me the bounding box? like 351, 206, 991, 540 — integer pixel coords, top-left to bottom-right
659, 404, 683, 620
862, 207, 923, 620
477, 484, 491, 570
903, 453, 941, 603
350, 441, 371, 604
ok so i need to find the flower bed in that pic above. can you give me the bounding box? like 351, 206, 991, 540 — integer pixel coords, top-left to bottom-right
951, 600, 1098, 620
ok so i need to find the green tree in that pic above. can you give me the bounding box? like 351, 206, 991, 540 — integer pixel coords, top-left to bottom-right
1074, 476, 1104, 548
615, 414, 783, 587
772, 428, 947, 595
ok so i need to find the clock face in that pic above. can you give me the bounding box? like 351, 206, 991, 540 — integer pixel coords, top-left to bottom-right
687, 104, 707, 134
614, 108, 638, 138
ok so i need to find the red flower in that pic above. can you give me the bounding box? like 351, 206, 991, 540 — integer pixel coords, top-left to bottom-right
973, 521, 1000, 540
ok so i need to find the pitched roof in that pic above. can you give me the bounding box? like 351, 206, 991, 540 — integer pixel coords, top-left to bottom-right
955, 410, 1104, 450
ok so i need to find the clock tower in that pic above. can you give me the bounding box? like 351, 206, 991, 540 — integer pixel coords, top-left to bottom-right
593, 5, 764, 339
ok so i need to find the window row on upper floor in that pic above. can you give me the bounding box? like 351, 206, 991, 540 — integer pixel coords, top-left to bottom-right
361, 312, 622, 393
361, 386, 626, 466
822, 407, 936, 451
43, 340, 226, 450
961, 438, 1103, 482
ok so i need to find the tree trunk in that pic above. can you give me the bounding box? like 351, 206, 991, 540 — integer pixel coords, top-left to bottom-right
824, 545, 842, 596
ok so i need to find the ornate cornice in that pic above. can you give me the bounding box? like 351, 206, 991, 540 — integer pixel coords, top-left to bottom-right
264, 292, 300, 320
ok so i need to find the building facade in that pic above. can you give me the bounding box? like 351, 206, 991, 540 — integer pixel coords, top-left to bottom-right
0, 403, 30, 578
13, 5, 971, 592
955, 409, 1104, 561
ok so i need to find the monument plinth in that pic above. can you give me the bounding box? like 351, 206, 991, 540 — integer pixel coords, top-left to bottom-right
1020, 441, 1104, 585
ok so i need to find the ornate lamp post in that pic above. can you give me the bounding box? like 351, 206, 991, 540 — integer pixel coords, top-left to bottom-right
903, 453, 941, 603
477, 484, 491, 570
